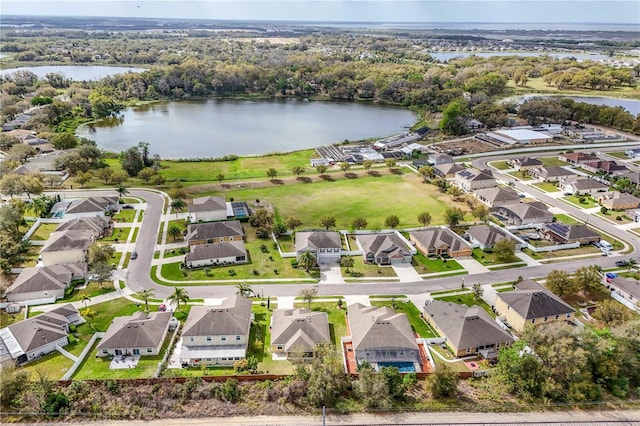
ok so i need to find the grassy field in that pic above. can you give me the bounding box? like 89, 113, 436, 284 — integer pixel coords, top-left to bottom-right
29, 222, 58, 241
370, 299, 438, 338
561, 195, 598, 209
15, 245, 39, 268
193, 172, 470, 230
533, 182, 560, 192
412, 252, 464, 274
432, 293, 495, 318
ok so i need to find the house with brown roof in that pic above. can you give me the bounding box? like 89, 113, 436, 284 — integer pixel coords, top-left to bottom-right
186, 220, 244, 247
179, 295, 253, 367
5, 263, 86, 303
55, 216, 112, 238
543, 223, 601, 245
97, 311, 174, 357
464, 225, 523, 250
562, 178, 609, 196
0, 304, 80, 365
433, 163, 465, 179
346, 303, 422, 372
581, 160, 628, 176
474, 186, 520, 207
409, 228, 472, 258
424, 301, 514, 358
597, 191, 640, 211
528, 166, 578, 183
558, 152, 599, 165
495, 282, 575, 332
40, 231, 94, 266
492, 202, 553, 226
185, 241, 248, 269
454, 168, 496, 192
270, 308, 331, 359
508, 157, 543, 171
188, 196, 228, 222
295, 231, 342, 264
356, 233, 413, 265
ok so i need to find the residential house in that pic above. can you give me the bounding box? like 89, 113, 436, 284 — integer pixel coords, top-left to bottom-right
295, 231, 342, 264
2, 112, 33, 131
0, 304, 80, 364
4, 129, 53, 153
543, 223, 601, 245
581, 160, 628, 176
180, 295, 253, 367
186, 220, 244, 247
55, 216, 112, 238
492, 202, 554, 226
97, 311, 174, 357
597, 191, 640, 211
562, 178, 609, 196
433, 163, 465, 179
347, 303, 422, 372
608, 276, 640, 305
188, 196, 228, 222
40, 231, 93, 266
455, 168, 496, 192
184, 241, 248, 269
5, 263, 86, 303
626, 209, 640, 223
270, 308, 331, 359
474, 186, 520, 207
495, 282, 576, 332
424, 301, 514, 358
428, 153, 453, 166
527, 166, 578, 183
508, 157, 543, 171
464, 225, 523, 250
410, 228, 472, 258
558, 152, 599, 165
61, 196, 119, 219
356, 233, 413, 265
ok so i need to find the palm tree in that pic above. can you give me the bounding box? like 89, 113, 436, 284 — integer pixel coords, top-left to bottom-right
27, 196, 48, 218
116, 184, 129, 199
299, 250, 316, 273
137, 289, 155, 312
168, 286, 190, 312
340, 256, 355, 273
168, 224, 182, 241
216, 173, 225, 184
627, 258, 638, 273
236, 282, 255, 298
170, 198, 186, 220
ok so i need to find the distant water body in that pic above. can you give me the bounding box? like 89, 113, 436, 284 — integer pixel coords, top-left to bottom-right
327, 22, 640, 32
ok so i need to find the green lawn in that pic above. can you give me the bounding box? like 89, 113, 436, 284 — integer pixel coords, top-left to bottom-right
61, 281, 115, 302
432, 293, 495, 318
341, 256, 397, 278
15, 245, 39, 268
561, 195, 598, 209
103, 226, 132, 242
370, 300, 438, 338
471, 248, 520, 266
120, 197, 140, 204
112, 209, 137, 223
412, 252, 464, 273
595, 211, 633, 224
507, 171, 535, 181
293, 302, 347, 347
554, 213, 582, 225
29, 222, 58, 241
606, 152, 629, 159
533, 182, 560, 193
489, 160, 511, 170
163, 219, 188, 243
21, 350, 75, 380
523, 245, 601, 260
192, 172, 469, 230
538, 157, 569, 167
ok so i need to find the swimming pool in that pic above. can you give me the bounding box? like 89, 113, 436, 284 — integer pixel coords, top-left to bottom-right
53, 210, 64, 218
377, 361, 415, 373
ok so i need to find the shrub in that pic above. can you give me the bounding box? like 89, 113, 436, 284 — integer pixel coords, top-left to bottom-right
105, 379, 120, 395
291, 260, 299, 268
253, 269, 259, 276
228, 269, 236, 276
256, 227, 269, 239
616, 216, 623, 221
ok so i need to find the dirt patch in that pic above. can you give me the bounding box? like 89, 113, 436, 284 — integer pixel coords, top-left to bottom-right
431, 138, 499, 156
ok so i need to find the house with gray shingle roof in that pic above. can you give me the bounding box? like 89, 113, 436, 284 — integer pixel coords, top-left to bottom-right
356, 233, 413, 265
424, 301, 514, 358
410, 228, 472, 258
492, 201, 553, 226
433, 163, 465, 179
528, 166, 578, 183
5, 263, 86, 303
184, 241, 248, 269
270, 308, 330, 358
97, 311, 174, 357
474, 186, 520, 207
55, 216, 112, 238
562, 178, 609, 196
295, 231, 342, 264
454, 168, 496, 192
40, 231, 94, 266
543, 223, 601, 245
346, 303, 422, 372
597, 191, 640, 211
508, 157, 543, 171
53, 196, 118, 219
0, 304, 80, 364
465, 225, 523, 250
180, 295, 252, 367
186, 220, 244, 247
188, 196, 227, 222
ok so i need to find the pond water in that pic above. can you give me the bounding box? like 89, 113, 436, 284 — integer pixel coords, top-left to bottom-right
428, 51, 612, 62
76, 98, 418, 159
0, 65, 146, 81
510, 94, 640, 115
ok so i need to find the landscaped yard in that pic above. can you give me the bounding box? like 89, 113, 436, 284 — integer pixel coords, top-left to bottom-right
596, 211, 633, 224
538, 157, 569, 167
192, 172, 471, 230
489, 160, 511, 170
370, 299, 438, 338
112, 209, 137, 223
605, 151, 629, 160
22, 350, 75, 380
533, 182, 560, 193
61, 281, 116, 303
412, 252, 464, 274
103, 226, 132, 242
341, 256, 397, 278
432, 293, 495, 318
554, 213, 582, 225
163, 219, 189, 243
507, 171, 535, 181
120, 197, 140, 204
523, 245, 601, 260
561, 195, 598, 209
15, 245, 39, 268
29, 222, 58, 241
471, 248, 520, 266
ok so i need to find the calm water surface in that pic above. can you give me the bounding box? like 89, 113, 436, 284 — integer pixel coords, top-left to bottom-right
0, 65, 146, 81
428, 51, 612, 62
77, 99, 418, 158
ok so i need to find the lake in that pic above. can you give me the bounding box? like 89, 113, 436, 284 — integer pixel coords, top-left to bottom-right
76, 99, 418, 159
428, 51, 612, 62
0, 65, 146, 81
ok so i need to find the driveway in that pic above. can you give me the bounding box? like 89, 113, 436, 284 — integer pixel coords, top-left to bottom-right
391, 263, 422, 283
456, 258, 490, 274
319, 264, 345, 284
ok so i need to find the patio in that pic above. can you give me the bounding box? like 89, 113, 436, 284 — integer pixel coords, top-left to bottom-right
109, 355, 140, 369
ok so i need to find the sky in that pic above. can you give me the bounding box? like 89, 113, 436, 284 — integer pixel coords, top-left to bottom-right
1, 0, 639, 24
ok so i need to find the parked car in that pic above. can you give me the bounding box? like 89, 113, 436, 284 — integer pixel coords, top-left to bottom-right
122, 205, 134, 209
615, 260, 629, 267
131, 251, 138, 260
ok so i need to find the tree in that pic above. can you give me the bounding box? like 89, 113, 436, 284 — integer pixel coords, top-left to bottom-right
249, 207, 273, 228
7, 144, 37, 164
340, 256, 355, 273
50, 133, 78, 150
418, 165, 435, 182
444, 206, 465, 227
447, 185, 464, 201
429, 363, 459, 398
545, 269, 579, 297
119, 146, 145, 177
299, 286, 318, 308
0, 202, 25, 238
315, 164, 328, 176
272, 222, 287, 236
116, 184, 129, 199
385, 158, 397, 169
27, 195, 54, 218
572, 265, 602, 294
266, 168, 278, 180
22, 174, 43, 199
291, 166, 305, 178
471, 204, 490, 223
95, 167, 114, 184
627, 258, 638, 273
355, 365, 392, 409
285, 216, 302, 232
352, 216, 368, 230
319, 215, 336, 230
170, 198, 186, 220
593, 299, 629, 326
440, 99, 468, 136
299, 250, 316, 273
339, 162, 351, 174
236, 282, 255, 298
137, 167, 157, 184
494, 238, 516, 262
303, 347, 349, 408
137, 289, 155, 312
75, 171, 92, 188
138, 142, 152, 167
169, 181, 187, 200
417, 211, 432, 227
88, 242, 115, 265
168, 224, 182, 241
472, 283, 484, 301
362, 160, 374, 171
216, 173, 225, 184
168, 287, 190, 312
112, 171, 129, 186
0, 174, 24, 198
384, 214, 400, 229
89, 261, 114, 288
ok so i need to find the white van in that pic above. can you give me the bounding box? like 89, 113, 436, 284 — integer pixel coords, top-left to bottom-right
599, 241, 613, 252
